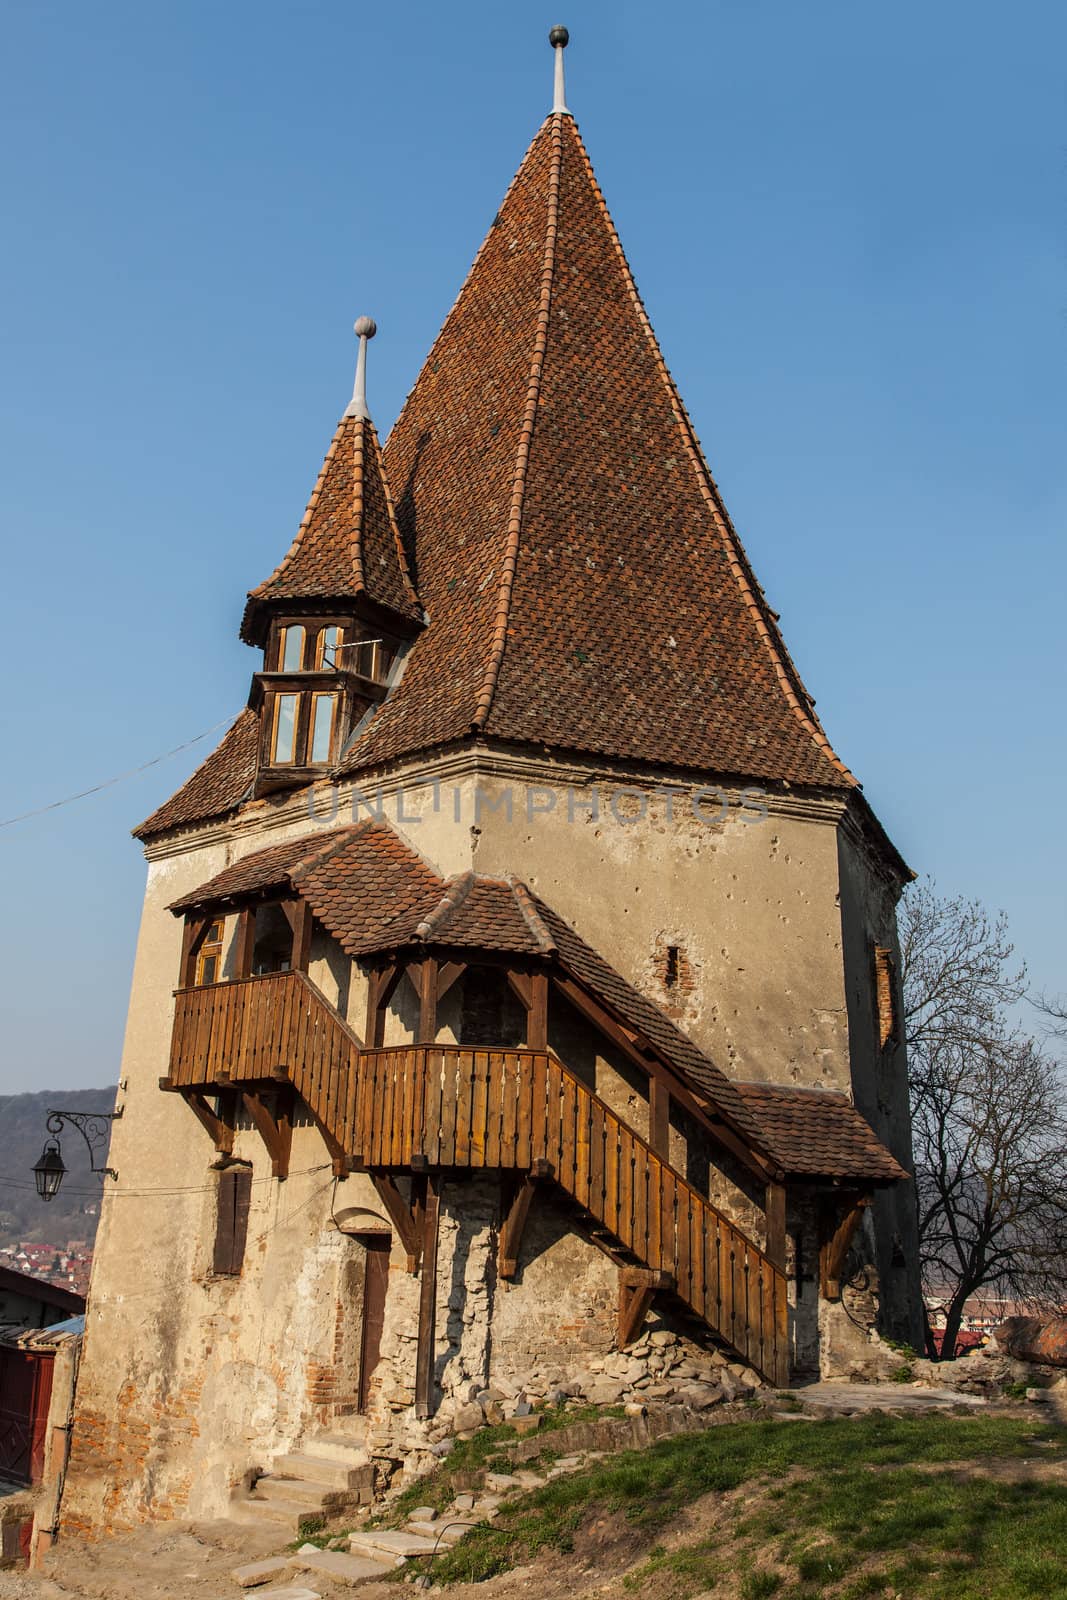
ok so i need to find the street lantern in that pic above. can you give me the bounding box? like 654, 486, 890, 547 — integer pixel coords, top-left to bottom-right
33, 1136, 67, 1201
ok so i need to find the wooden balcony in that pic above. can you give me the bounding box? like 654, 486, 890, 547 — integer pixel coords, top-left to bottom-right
167, 972, 362, 1152
165, 978, 788, 1382
353, 1045, 789, 1382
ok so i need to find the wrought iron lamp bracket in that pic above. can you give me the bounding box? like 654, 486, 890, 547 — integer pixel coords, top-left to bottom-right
46, 1107, 123, 1182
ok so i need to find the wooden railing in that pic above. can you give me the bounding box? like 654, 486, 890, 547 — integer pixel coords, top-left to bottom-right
168, 973, 362, 1151
351, 1045, 789, 1382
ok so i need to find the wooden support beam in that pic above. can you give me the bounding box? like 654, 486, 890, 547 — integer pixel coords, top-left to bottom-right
819, 1192, 870, 1300
182, 1090, 235, 1155
233, 907, 256, 980
242, 1089, 293, 1179
497, 1165, 548, 1280
552, 973, 776, 1182
436, 960, 466, 1004
617, 1267, 675, 1347
649, 1074, 670, 1157
417, 957, 438, 1045
765, 1181, 787, 1272
366, 962, 400, 1048
505, 969, 533, 1012
370, 1174, 421, 1271
414, 1176, 440, 1420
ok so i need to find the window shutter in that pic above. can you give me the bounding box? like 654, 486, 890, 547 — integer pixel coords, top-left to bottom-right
214, 1166, 253, 1274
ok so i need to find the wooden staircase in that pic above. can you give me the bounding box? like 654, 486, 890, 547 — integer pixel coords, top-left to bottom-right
165, 978, 789, 1383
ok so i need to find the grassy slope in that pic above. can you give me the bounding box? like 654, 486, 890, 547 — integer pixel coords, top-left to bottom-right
428, 1413, 1067, 1599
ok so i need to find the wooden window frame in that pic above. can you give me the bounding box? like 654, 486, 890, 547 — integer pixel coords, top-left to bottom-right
195, 918, 225, 987
309, 691, 339, 764
270, 692, 301, 765
315, 624, 344, 672
277, 624, 307, 673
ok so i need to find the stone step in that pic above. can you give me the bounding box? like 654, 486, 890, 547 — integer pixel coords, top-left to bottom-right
253, 1475, 345, 1510
271, 1451, 366, 1490
347, 1528, 439, 1561
289, 1549, 396, 1587
238, 1495, 323, 1534
406, 1518, 476, 1544
304, 1431, 372, 1466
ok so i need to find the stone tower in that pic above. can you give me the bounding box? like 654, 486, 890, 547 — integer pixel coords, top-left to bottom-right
61, 29, 921, 1534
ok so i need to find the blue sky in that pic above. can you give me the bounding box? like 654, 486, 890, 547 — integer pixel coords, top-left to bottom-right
1, 0, 1063, 1093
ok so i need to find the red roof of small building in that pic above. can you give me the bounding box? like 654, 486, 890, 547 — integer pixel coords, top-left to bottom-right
736, 1082, 908, 1182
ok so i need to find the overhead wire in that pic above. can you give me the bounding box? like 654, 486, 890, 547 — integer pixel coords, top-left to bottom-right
0, 713, 238, 830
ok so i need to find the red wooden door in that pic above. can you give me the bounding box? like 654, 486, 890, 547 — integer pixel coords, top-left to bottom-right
0, 1346, 54, 1483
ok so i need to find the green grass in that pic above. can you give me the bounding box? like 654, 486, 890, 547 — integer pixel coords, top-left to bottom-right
421, 1413, 1067, 1595
377, 1401, 627, 1524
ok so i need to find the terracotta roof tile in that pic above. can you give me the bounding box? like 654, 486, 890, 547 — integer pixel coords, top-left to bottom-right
736, 1082, 907, 1182
167, 828, 359, 911
292, 823, 443, 955
144, 109, 865, 839
333, 113, 852, 788
240, 414, 421, 644
135, 710, 259, 841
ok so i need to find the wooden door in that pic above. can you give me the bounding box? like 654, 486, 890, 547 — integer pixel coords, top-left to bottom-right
0, 1346, 54, 1483
357, 1238, 390, 1414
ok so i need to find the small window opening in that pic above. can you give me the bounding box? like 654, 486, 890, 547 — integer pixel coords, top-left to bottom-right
664, 945, 681, 990
317, 625, 343, 670
271, 693, 299, 764
309, 692, 337, 764
279, 624, 306, 673
195, 919, 224, 987
874, 946, 898, 1049
213, 1164, 252, 1275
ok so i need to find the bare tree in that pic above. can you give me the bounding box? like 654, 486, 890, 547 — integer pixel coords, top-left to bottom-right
900, 883, 1067, 1358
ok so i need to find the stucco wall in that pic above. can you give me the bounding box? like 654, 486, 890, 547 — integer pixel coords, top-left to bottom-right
64, 749, 919, 1530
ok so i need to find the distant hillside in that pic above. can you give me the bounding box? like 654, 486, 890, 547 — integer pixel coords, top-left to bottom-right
0, 1087, 117, 1247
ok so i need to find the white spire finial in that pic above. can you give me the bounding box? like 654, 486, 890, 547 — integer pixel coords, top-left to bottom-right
549, 25, 570, 115
345, 315, 377, 420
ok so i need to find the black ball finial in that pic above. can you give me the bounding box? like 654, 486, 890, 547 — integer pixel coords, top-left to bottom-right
549, 25, 569, 48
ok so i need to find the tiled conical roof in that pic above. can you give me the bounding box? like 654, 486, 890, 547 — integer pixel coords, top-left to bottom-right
334, 111, 853, 788
240, 412, 421, 645
142, 100, 864, 842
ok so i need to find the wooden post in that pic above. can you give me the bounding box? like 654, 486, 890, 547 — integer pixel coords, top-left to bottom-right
765, 1181, 787, 1272
418, 957, 438, 1045
527, 970, 548, 1050
414, 1177, 440, 1420
234, 907, 256, 980
649, 1075, 670, 1158
289, 900, 312, 973
242, 1090, 293, 1179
